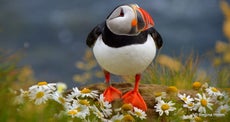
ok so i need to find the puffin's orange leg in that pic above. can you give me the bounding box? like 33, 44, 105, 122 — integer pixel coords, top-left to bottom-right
103, 71, 122, 102
122, 74, 147, 111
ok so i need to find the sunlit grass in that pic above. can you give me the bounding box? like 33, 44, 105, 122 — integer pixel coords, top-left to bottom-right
142, 53, 203, 89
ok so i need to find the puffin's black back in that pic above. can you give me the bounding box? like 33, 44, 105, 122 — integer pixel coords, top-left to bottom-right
86, 22, 104, 47
148, 27, 163, 49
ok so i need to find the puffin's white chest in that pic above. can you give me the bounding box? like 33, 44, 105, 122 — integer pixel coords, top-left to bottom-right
93, 35, 156, 76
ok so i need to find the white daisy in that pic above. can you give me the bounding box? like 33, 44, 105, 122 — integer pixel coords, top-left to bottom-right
206, 87, 222, 97
194, 93, 213, 114
78, 99, 90, 106
178, 93, 194, 104
182, 114, 202, 122
29, 81, 56, 92
97, 94, 112, 118
80, 88, 98, 99
183, 101, 196, 111
52, 92, 66, 105
154, 92, 166, 102
66, 87, 81, 101
214, 104, 230, 117
56, 82, 67, 94
216, 91, 230, 105
154, 100, 176, 116
14, 89, 29, 104
182, 114, 193, 120
28, 87, 52, 105
129, 107, 147, 120
110, 113, 124, 122
66, 102, 90, 119
90, 105, 105, 119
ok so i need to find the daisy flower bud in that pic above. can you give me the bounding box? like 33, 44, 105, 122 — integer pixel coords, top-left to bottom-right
192, 81, 202, 90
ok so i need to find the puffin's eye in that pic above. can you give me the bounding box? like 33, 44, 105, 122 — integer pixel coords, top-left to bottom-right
119, 9, 124, 17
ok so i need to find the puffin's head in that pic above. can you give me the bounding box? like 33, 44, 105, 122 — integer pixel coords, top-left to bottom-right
106, 4, 154, 35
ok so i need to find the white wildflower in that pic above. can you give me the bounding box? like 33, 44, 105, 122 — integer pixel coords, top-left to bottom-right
194, 93, 213, 114
129, 107, 147, 120
178, 93, 194, 103
154, 92, 167, 102
183, 101, 196, 111
80, 88, 98, 99
110, 113, 124, 122
216, 91, 230, 105
29, 81, 56, 92
14, 89, 29, 104
206, 87, 222, 97
97, 94, 112, 117
154, 100, 176, 116
214, 104, 230, 117
66, 87, 81, 101
90, 105, 105, 119
28, 87, 52, 105
15, 97, 24, 105
182, 114, 202, 122
66, 102, 90, 119
52, 92, 66, 104
56, 82, 67, 94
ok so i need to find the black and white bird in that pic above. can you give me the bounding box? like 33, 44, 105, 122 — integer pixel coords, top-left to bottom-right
86, 4, 163, 111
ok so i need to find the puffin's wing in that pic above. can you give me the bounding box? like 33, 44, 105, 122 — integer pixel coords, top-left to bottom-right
86, 22, 104, 47
148, 27, 163, 49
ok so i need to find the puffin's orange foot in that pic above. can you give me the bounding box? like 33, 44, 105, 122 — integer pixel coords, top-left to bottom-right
103, 86, 122, 102
122, 90, 147, 111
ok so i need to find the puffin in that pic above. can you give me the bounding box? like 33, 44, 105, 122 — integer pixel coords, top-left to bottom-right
86, 4, 163, 111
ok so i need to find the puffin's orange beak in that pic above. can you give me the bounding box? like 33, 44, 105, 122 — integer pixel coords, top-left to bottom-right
138, 7, 154, 29
131, 4, 155, 31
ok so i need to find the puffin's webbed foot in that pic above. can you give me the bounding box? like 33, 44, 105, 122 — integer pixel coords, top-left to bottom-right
103, 86, 122, 102
122, 90, 147, 111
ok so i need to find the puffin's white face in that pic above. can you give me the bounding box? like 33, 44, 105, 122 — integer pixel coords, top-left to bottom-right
106, 4, 154, 36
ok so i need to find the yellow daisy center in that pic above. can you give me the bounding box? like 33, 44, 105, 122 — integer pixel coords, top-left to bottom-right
135, 111, 142, 117
23, 91, 29, 96
36, 91, 44, 99
68, 110, 77, 115
79, 99, 90, 106
75, 107, 82, 112
122, 114, 134, 121
200, 99, 207, 106
211, 87, 218, 92
57, 83, 67, 93
161, 104, 170, 111
194, 116, 202, 122
81, 88, 91, 94
122, 104, 133, 111
58, 97, 65, 104
154, 92, 162, 97
37, 81, 48, 86
188, 103, 194, 107
182, 97, 187, 101
220, 109, 227, 114
167, 86, 178, 93
192, 81, 202, 90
